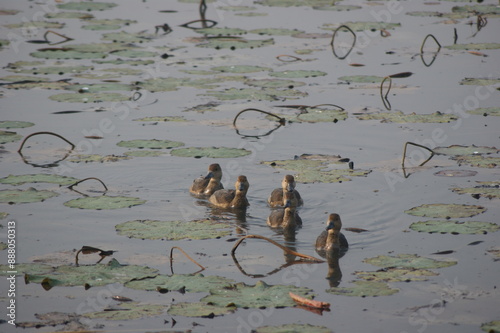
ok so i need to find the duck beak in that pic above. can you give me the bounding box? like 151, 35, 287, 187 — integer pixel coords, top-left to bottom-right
286, 183, 294, 192
204, 172, 214, 180
238, 183, 246, 191
326, 221, 335, 230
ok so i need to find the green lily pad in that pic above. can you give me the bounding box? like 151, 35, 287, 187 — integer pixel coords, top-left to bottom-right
405, 204, 486, 218
410, 220, 499, 235
363, 254, 457, 269
314, 5, 361, 11
321, 21, 401, 32
168, 302, 235, 317
0, 243, 7, 251
262, 154, 370, 183
84, 19, 136, 30
67, 154, 130, 163
338, 75, 384, 83
356, 111, 457, 123
117, 139, 184, 149
250, 28, 305, 36
4, 80, 72, 90
0, 263, 54, 276
124, 150, 165, 157
452, 155, 500, 168
49, 92, 130, 103
460, 78, 500, 86
446, 43, 500, 51
452, 5, 500, 15
138, 76, 219, 92
30, 49, 108, 60
326, 280, 398, 297
0, 174, 78, 186
0, 121, 34, 129
201, 280, 313, 308
133, 116, 187, 122
202, 87, 307, 101
0, 130, 22, 144
257, 0, 344, 7
102, 31, 155, 43
0, 212, 8, 219
433, 145, 498, 156
269, 70, 327, 78
12, 65, 91, 75
0, 188, 59, 204
5, 21, 64, 29
115, 219, 232, 240
110, 49, 157, 58
64, 196, 146, 210
355, 267, 438, 282
467, 107, 500, 116
254, 324, 332, 333
0, 75, 49, 82
65, 83, 132, 93
267, 106, 348, 123
195, 27, 247, 36
451, 186, 500, 199
218, 5, 256, 11
45, 11, 94, 19
83, 302, 165, 320
481, 320, 500, 333
245, 78, 306, 88
57, 1, 118, 11
93, 59, 154, 66
25, 259, 158, 287
125, 273, 235, 292
197, 37, 274, 49
170, 147, 251, 158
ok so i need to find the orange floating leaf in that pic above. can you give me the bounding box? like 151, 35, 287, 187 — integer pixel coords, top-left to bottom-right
289, 292, 330, 310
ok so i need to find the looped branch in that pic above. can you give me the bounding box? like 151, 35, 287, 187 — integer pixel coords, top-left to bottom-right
231, 234, 324, 263
233, 108, 286, 127
380, 76, 392, 111
276, 54, 302, 62
402, 142, 435, 178
179, 19, 217, 29
420, 34, 441, 54
18, 131, 75, 153
169, 246, 205, 274
67, 177, 108, 192
331, 25, 356, 60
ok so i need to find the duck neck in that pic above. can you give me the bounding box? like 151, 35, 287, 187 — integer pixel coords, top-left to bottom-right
282, 208, 296, 228
231, 189, 248, 207
326, 230, 340, 250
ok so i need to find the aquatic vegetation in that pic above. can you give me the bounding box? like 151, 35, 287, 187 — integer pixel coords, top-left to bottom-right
0, 130, 22, 144
83, 302, 165, 320
49, 92, 130, 102
56, 1, 118, 11
364, 254, 457, 270
0, 188, 59, 204
405, 203, 486, 218
326, 280, 398, 297
410, 220, 499, 235
0, 174, 78, 186
451, 185, 500, 199
168, 302, 235, 317
356, 111, 457, 123
355, 267, 438, 282
467, 107, 500, 116
0, 121, 34, 129
125, 273, 235, 292
117, 139, 184, 149
254, 324, 332, 333
63, 195, 146, 210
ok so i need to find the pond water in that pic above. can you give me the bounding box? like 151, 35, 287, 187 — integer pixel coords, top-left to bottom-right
0, 0, 499, 332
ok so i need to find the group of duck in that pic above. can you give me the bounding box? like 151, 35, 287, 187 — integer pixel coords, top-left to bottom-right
189, 163, 348, 254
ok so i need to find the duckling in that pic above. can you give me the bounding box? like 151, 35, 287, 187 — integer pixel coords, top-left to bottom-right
268, 174, 303, 208
315, 213, 348, 253
190, 164, 223, 196
209, 175, 249, 209
267, 191, 302, 229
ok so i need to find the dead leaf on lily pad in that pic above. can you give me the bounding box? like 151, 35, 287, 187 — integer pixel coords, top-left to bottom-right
405, 203, 486, 218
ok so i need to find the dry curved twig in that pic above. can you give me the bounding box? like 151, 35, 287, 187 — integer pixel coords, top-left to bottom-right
170, 246, 205, 273
331, 25, 356, 60
67, 177, 108, 192
18, 131, 75, 153
380, 76, 392, 111
233, 108, 286, 127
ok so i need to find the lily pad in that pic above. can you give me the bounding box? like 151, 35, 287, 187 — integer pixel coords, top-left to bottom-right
254, 324, 332, 333
115, 219, 232, 240
201, 280, 313, 308
171, 147, 251, 158
338, 75, 384, 83
195, 27, 247, 36
4, 80, 72, 90
0, 263, 54, 276
481, 320, 500, 333
83, 302, 165, 320
102, 31, 155, 43
433, 145, 498, 156
202, 87, 307, 101
434, 170, 477, 177
30, 49, 108, 60
321, 21, 401, 32
245, 78, 305, 89
326, 280, 398, 297
410, 220, 499, 235
138, 76, 219, 92
0, 130, 22, 144
57, 2, 118, 11
45, 12, 94, 19
117, 139, 184, 149
250, 28, 305, 36
448, 43, 500, 51
467, 107, 500, 117
133, 116, 187, 122
451, 186, 500, 199
211, 65, 271, 73
355, 267, 438, 282
363, 254, 457, 270
25, 259, 158, 287
452, 155, 500, 168
405, 204, 486, 218
5, 21, 64, 29
123, 150, 165, 157
356, 111, 457, 123
110, 49, 157, 58
12, 65, 91, 75
269, 70, 327, 78
63, 196, 146, 210
67, 154, 130, 163
0, 188, 59, 204
487, 248, 500, 260
168, 302, 235, 317
0, 121, 34, 129
49, 92, 130, 103
65, 83, 132, 93
125, 273, 235, 292
197, 37, 274, 49
460, 78, 500, 86
0, 174, 78, 186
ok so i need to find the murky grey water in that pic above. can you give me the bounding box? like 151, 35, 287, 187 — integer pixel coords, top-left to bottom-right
0, 0, 499, 332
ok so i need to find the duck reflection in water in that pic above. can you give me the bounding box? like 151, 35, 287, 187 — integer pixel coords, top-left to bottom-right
209, 175, 249, 209
190, 163, 224, 197
315, 213, 348, 287
268, 174, 303, 208
267, 191, 302, 237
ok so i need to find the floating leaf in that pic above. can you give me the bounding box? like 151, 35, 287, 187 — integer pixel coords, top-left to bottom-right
321, 21, 401, 32
434, 170, 477, 177
197, 37, 274, 49
115, 219, 232, 240
0, 121, 34, 129
356, 111, 457, 123
451, 186, 500, 199
355, 267, 438, 282
269, 70, 327, 78
481, 320, 500, 333
0, 174, 78, 186
0, 263, 54, 276
452, 155, 500, 168
138, 76, 219, 92
45, 12, 94, 19
5, 21, 64, 29
82, 302, 165, 320
125, 273, 235, 292
326, 280, 398, 297
212, 65, 271, 73
405, 204, 486, 218
254, 324, 332, 333
168, 302, 235, 317
338, 75, 384, 83
117, 139, 184, 149
65, 83, 132, 93
410, 220, 499, 235
201, 280, 313, 308
57, 1, 118, 11
12, 65, 91, 75
202, 87, 307, 101
250, 28, 305, 36
63, 196, 146, 210
486, 248, 500, 260
467, 107, 500, 117
49, 92, 129, 103
171, 147, 251, 158
30, 49, 107, 60
124, 150, 165, 157
460, 77, 500, 86
133, 116, 187, 122
67, 154, 130, 163
245, 78, 305, 88
0, 188, 59, 204
0, 130, 22, 144
433, 145, 498, 156
195, 27, 247, 36
363, 254, 457, 269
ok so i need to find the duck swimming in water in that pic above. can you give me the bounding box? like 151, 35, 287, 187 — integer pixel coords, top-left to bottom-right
209, 175, 249, 209
190, 163, 223, 196
268, 174, 303, 208
267, 191, 302, 229
315, 213, 348, 253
